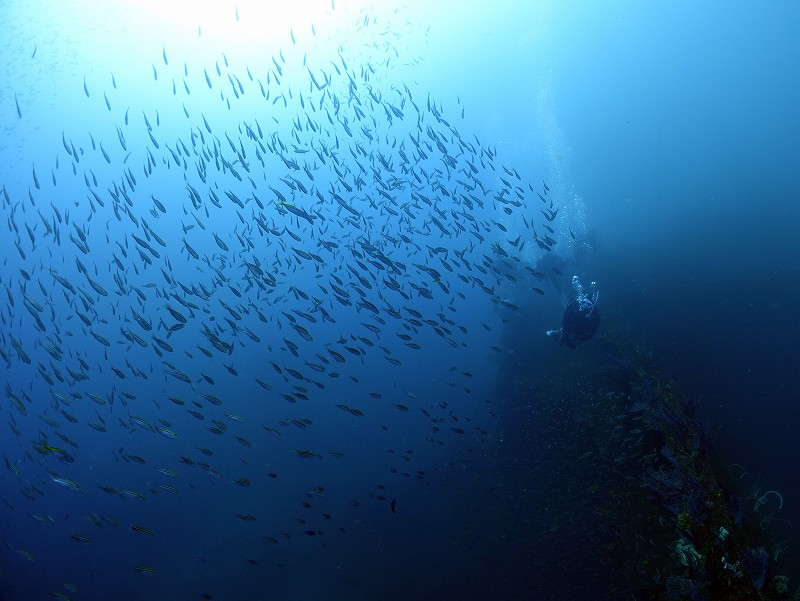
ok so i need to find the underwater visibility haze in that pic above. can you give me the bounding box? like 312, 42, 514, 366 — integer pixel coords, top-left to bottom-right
1, 1, 799, 599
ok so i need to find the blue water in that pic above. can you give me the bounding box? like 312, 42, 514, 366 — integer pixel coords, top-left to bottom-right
1, 2, 799, 600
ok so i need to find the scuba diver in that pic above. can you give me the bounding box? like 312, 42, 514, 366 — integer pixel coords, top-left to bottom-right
546, 276, 600, 348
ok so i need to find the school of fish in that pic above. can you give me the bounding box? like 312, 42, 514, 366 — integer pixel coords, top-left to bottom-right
0, 6, 560, 596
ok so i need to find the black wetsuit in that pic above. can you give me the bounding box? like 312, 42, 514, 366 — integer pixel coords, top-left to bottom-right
559, 298, 600, 348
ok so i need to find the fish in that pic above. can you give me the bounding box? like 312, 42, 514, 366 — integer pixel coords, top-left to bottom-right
0, 10, 567, 590
130, 525, 155, 537
293, 450, 322, 459
155, 425, 178, 439
50, 476, 84, 493
34, 436, 75, 464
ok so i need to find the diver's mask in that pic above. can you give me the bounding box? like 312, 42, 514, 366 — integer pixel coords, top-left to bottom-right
573, 278, 598, 315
